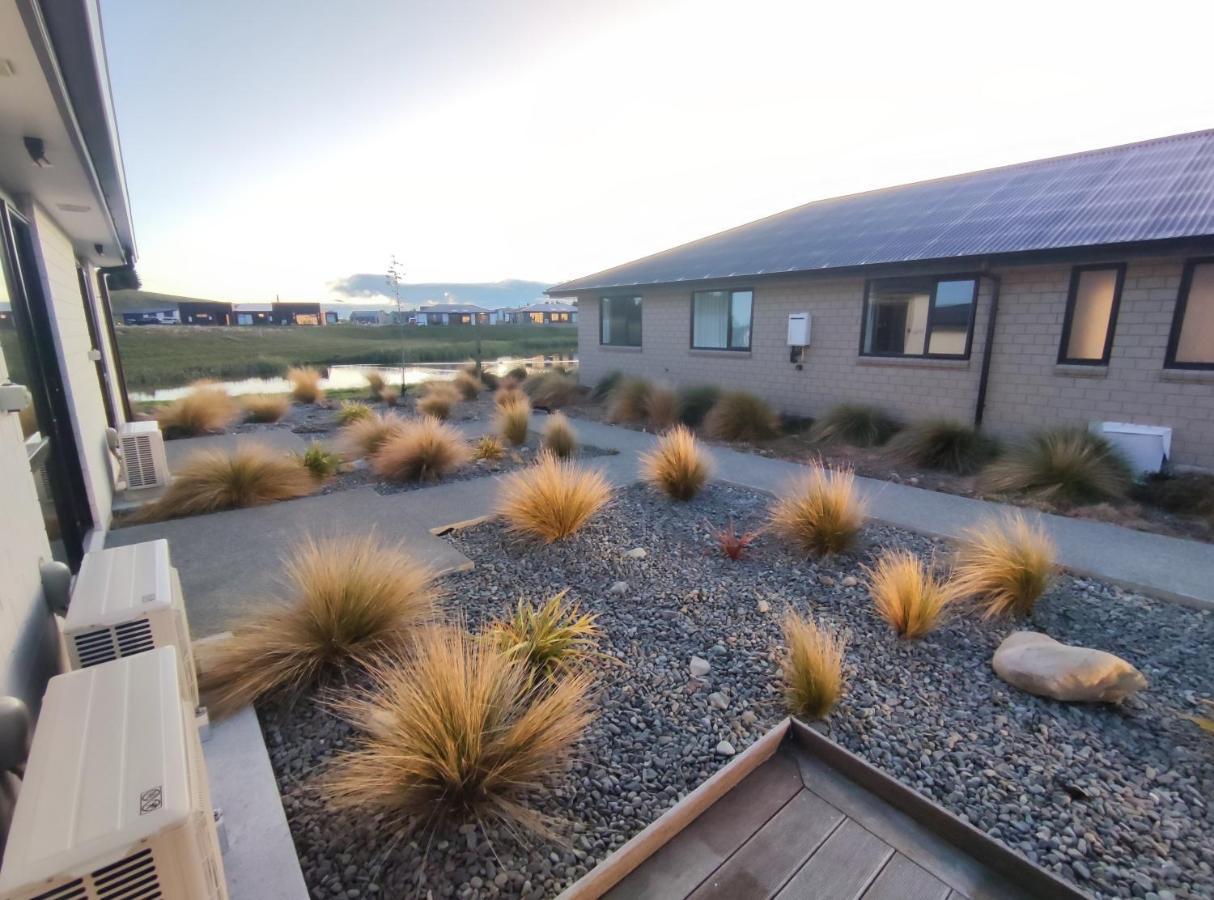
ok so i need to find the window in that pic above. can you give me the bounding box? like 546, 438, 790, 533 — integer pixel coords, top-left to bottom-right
600, 296, 642, 346
1058, 264, 1124, 364
529, 312, 545, 324
692, 289, 753, 350
861, 276, 977, 359
1167, 259, 1214, 369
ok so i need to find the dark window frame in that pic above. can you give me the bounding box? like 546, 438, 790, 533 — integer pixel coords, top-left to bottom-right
1165, 256, 1214, 370
598, 295, 643, 347
858, 274, 980, 360
690, 288, 754, 351
1056, 263, 1126, 366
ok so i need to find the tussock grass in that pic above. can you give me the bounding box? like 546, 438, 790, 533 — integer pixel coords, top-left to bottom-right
200, 535, 440, 716
677, 385, 721, 427
155, 383, 239, 437
242, 393, 290, 423
472, 434, 506, 461
541, 412, 578, 458
864, 550, 956, 638
646, 384, 679, 430
453, 371, 484, 400
951, 513, 1056, 619
417, 381, 460, 419
712, 518, 760, 560
323, 626, 592, 837
379, 386, 400, 406
592, 371, 622, 401
297, 441, 341, 479
339, 411, 405, 458
372, 416, 471, 482
288, 366, 325, 404
640, 425, 712, 501
496, 452, 612, 542
979, 427, 1131, 505
139, 444, 316, 521
485, 590, 599, 682
769, 465, 867, 556
702, 391, 780, 442
888, 419, 998, 474
496, 395, 532, 446
780, 612, 846, 720
337, 400, 374, 425
524, 371, 579, 408
366, 371, 386, 397
495, 384, 527, 409
809, 403, 901, 447
505, 365, 529, 383
606, 377, 651, 424
1132, 472, 1214, 522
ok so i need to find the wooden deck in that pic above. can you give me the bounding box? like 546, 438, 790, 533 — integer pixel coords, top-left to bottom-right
588, 722, 1084, 900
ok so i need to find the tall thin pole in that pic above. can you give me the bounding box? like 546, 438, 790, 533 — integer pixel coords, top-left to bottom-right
386, 255, 406, 388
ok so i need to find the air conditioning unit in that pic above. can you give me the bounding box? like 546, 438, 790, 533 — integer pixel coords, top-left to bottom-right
0, 648, 228, 900
117, 420, 169, 490
63, 540, 200, 708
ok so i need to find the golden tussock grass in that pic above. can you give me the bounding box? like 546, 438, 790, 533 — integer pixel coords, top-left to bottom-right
379, 387, 400, 406
337, 400, 374, 425
484, 590, 599, 682
371, 415, 471, 482
338, 411, 405, 458
646, 384, 679, 430
541, 412, 578, 458
769, 465, 867, 556
322, 626, 592, 837
951, 513, 1056, 618
472, 433, 506, 461
287, 366, 325, 404
495, 383, 527, 409
864, 549, 957, 638
496, 395, 532, 446
524, 371, 579, 408
606, 377, 650, 424
417, 381, 460, 419
242, 393, 290, 423
702, 391, 780, 442
496, 451, 612, 542
453, 371, 484, 400
781, 611, 846, 720
640, 425, 713, 501
155, 384, 239, 437
199, 535, 440, 717
365, 371, 386, 397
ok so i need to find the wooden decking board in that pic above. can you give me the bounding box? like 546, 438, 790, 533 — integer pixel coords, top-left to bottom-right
686, 789, 845, 899
605, 752, 802, 899
774, 819, 894, 900
862, 854, 953, 900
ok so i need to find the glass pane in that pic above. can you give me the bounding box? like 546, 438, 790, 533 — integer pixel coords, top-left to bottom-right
1065, 269, 1118, 361
693, 291, 729, 348
730, 291, 752, 348
865, 282, 930, 355
1175, 264, 1214, 364
600, 298, 612, 343
927, 279, 974, 355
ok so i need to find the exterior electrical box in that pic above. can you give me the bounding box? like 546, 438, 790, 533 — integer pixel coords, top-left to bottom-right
787, 313, 811, 346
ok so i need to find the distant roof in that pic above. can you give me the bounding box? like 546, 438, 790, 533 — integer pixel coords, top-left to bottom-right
418, 304, 489, 313
549, 130, 1214, 295
233, 303, 273, 312
516, 301, 576, 313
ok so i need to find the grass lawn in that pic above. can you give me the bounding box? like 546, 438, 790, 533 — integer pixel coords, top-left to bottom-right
113, 323, 577, 389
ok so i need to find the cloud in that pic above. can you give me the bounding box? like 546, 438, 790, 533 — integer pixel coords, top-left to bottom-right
328, 276, 551, 308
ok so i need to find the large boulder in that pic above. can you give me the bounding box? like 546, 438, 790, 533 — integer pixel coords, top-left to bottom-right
992, 632, 1147, 703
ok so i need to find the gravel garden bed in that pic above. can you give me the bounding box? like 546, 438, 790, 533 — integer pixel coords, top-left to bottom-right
261, 482, 1213, 900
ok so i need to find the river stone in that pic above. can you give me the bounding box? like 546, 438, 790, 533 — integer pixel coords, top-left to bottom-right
625, 547, 648, 559
608, 581, 629, 596
715, 740, 736, 756
689, 656, 711, 678
992, 632, 1147, 703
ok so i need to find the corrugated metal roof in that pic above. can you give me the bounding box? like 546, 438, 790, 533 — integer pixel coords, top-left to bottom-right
549, 130, 1214, 294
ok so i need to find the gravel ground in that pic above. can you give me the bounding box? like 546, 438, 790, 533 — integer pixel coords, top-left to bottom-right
261, 482, 1213, 900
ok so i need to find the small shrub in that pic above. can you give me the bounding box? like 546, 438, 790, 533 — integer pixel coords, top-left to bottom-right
592, 371, 622, 401
809, 404, 901, 447
1131, 472, 1214, 522
951, 513, 1056, 619
472, 434, 506, 461
339, 411, 405, 458
646, 384, 679, 430
372, 416, 471, 482
417, 381, 460, 419
677, 385, 721, 427
485, 590, 599, 682
366, 371, 386, 397
606, 377, 651, 424
323, 626, 592, 837
703, 391, 780, 442
139, 445, 316, 520
453, 371, 484, 400
494, 384, 527, 409
496, 452, 612, 542
242, 393, 290, 423
288, 366, 325, 404
780, 612, 846, 720
641, 425, 712, 501
200, 535, 439, 716
496, 396, 532, 446
338, 401, 374, 425
888, 419, 998, 474
769, 465, 867, 556
864, 550, 956, 638
541, 412, 578, 458
155, 384, 239, 437
480, 370, 500, 390
712, 518, 760, 560
979, 427, 1131, 505
506, 365, 529, 382
524, 371, 579, 409
297, 441, 341, 480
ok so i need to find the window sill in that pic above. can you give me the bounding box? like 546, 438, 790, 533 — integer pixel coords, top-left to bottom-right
1159, 367, 1214, 384
1053, 364, 1108, 378
689, 348, 752, 359
599, 344, 643, 353
856, 356, 969, 370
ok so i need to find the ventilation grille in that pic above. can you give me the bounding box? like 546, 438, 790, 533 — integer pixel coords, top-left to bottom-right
31, 879, 86, 899
121, 435, 160, 489
92, 847, 161, 899
71, 619, 155, 667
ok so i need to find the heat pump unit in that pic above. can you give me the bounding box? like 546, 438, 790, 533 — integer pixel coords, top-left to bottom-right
63, 540, 200, 708
0, 648, 228, 900
117, 420, 169, 490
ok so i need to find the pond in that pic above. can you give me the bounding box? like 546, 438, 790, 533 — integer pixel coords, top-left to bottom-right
127, 356, 576, 402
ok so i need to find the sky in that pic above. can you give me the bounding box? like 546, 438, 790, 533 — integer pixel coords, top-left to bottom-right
102, 0, 1214, 303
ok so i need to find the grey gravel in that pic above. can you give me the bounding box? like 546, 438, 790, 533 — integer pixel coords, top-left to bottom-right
261, 482, 1214, 900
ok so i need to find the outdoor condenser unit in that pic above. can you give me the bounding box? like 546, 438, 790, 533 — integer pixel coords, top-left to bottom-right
63, 540, 200, 708
117, 420, 170, 490
0, 648, 228, 900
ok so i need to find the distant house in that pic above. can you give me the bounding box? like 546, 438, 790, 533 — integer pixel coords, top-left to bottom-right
178, 301, 233, 325
325, 310, 339, 324
501, 301, 577, 325
350, 309, 391, 325
272, 301, 325, 325
121, 306, 179, 325
417, 304, 491, 326
232, 302, 273, 325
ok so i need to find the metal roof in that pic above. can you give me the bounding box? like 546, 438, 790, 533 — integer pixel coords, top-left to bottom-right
418, 304, 490, 313
515, 301, 577, 313
549, 130, 1214, 295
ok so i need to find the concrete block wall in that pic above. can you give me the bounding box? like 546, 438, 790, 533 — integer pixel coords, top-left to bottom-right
574, 254, 1214, 468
